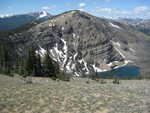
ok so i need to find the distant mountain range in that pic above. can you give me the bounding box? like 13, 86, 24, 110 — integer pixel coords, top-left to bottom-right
114, 18, 150, 36
0, 10, 150, 77
0, 11, 52, 31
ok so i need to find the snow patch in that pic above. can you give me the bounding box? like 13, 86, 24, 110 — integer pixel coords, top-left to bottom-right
51, 39, 68, 70
73, 33, 76, 38
71, 64, 76, 70
61, 27, 65, 31
107, 62, 113, 67
39, 11, 48, 18
78, 58, 90, 74
82, 59, 90, 74
49, 49, 57, 61
61, 39, 67, 53
36, 47, 46, 57
115, 47, 125, 58
92, 64, 103, 72
130, 48, 136, 52
112, 41, 126, 58
49, 23, 52, 27
53, 44, 64, 62
78, 59, 83, 63
61, 39, 68, 66
114, 60, 133, 69
116, 42, 121, 47
66, 60, 72, 72
109, 22, 121, 29
74, 72, 80, 77
74, 52, 78, 60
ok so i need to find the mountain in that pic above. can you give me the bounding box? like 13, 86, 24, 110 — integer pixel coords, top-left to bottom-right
115, 18, 150, 36
0, 11, 52, 31
1, 10, 150, 77
132, 19, 150, 36
115, 18, 144, 25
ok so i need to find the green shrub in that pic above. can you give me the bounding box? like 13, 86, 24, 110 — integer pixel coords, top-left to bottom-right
25, 77, 33, 84
100, 79, 107, 84
91, 74, 100, 81
86, 80, 90, 84
56, 72, 71, 81
113, 77, 120, 84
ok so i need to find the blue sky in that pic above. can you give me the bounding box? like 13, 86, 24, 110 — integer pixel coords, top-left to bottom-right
0, 0, 150, 19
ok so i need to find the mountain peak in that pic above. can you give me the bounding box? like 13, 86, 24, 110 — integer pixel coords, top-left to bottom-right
50, 10, 97, 24
55, 10, 90, 18
38, 11, 49, 18
28, 11, 51, 18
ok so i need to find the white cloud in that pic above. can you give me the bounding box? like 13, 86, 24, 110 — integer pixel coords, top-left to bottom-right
133, 6, 150, 14
94, 6, 150, 19
79, 3, 86, 8
95, 7, 128, 15
42, 5, 56, 10
132, 6, 150, 18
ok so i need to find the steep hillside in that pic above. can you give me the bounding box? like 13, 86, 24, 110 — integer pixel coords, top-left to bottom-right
1, 10, 150, 76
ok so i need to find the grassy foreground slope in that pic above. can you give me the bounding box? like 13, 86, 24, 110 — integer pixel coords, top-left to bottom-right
0, 75, 150, 113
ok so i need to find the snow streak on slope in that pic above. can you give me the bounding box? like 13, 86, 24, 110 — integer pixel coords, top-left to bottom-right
82, 59, 90, 74
61, 39, 68, 67
111, 41, 133, 68
109, 22, 121, 29
36, 46, 46, 57
112, 41, 126, 58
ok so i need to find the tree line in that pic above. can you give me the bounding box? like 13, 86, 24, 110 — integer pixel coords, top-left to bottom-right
0, 44, 59, 78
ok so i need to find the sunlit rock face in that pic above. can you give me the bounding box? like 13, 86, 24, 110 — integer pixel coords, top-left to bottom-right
2, 10, 150, 76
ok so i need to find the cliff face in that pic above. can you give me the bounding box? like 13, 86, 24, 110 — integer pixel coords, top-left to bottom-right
2, 10, 150, 76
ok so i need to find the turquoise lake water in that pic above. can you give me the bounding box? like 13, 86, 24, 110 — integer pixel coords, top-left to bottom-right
99, 66, 141, 78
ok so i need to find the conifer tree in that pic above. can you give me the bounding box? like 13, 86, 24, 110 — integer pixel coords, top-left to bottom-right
19, 57, 26, 76
43, 49, 56, 77
0, 43, 14, 75
0, 44, 4, 72
25, 47, 37, 76
3, 44, 11, 74
35, 51, 42, 76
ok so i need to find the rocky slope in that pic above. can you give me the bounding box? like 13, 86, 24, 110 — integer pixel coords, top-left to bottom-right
1, 10, 150, 76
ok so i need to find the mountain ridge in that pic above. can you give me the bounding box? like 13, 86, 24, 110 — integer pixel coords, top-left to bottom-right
0, 11, 52, 31
1, 10, 150, 76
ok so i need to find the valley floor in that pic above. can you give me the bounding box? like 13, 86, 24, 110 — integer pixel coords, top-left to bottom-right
0, 75, 150, 113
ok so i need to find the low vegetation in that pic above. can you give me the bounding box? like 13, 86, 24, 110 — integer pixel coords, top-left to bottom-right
0, 75, 150, 113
